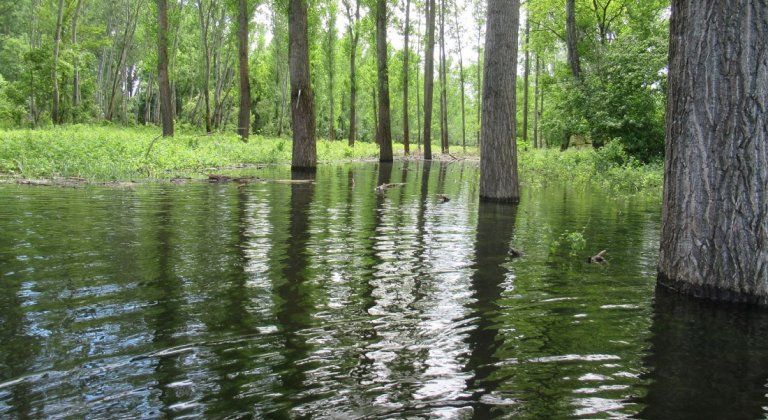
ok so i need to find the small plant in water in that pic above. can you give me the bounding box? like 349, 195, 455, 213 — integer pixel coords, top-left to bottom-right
550, 229, 587, 256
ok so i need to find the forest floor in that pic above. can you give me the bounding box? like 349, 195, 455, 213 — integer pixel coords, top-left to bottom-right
0, 125, 663, 196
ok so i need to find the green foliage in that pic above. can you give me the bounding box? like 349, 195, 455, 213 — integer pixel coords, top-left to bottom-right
550, 229, 587, 256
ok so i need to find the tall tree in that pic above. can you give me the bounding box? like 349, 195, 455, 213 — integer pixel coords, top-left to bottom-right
157, 0, 175, 136
479, 0, 520, 202
565, 0, 581, 81
289, 0, 317, 170
324, 1, 337, 141
71, 0, 84, 121
402, 0, 411, 155
343, 0, 360, 146
658, 0, 768, 304
237, 0, 250, 141
51, 0, 64, 124
196, 0, 213, 133
375, 0, 393, 162
422, 0, 436, 160
533, 53, 540, 148
521, 7, 530, 144
452, 0, 467, 151
438, 0, 448, 154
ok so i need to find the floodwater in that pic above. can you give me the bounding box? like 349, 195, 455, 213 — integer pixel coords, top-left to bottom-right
1, 162, 767, 419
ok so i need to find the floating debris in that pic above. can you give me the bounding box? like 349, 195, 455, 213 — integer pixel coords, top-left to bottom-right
375, 183, 405, 193
436, 194, 451, 203
587, 250, 608, 264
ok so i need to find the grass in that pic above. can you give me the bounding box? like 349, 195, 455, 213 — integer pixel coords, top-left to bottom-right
0, 125, 662, 195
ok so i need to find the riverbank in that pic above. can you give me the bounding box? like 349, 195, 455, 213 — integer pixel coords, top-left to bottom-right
0, 125, 662, 195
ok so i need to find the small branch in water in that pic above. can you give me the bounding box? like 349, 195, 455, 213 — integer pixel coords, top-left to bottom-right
375, 183, 406, 194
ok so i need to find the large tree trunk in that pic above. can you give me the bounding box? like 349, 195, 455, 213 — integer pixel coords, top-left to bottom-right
157, 0, 174, 136
402, 0, 411, 155
566, 0, 581, 82
422, 0, 436, 160
522, 8, 530, 144
375, 0, 393, 162
289, 0, 317, 170
51, 0, 64, 124
658, 0, 768, 304
479, 0, 520, 202
237, 0, 250, 141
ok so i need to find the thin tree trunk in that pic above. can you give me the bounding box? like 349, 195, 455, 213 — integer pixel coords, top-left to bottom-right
402, 0, 411, 155
415, 4, 422, 151
237, 0, 250, 140
197, 0, 213, 133
522, 8, 530, 144
533, 53, 540, 148
71, 0, 83, 122
289, 0, 317, 170
326, 9, 336, 142
566, 0, 581, 82
344, 0, 359, 146
438, 0, 448, 154
372, 86, 378, 141
51, 0, 64, 124
479, 0, 520, 202
145, 74, 153, 124
106, 1, 141, 121
658, 0, 768, 304
422, 0, 436, 160
476, 10, 482, 146
157, 0, 174, 136
452, 0, 466, 152
376, 0, 393, 162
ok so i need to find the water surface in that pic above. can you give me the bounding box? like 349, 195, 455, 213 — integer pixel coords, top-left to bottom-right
1, 162, 767, 418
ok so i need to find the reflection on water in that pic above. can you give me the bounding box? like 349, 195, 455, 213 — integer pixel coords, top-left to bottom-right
0, 162, 765, 418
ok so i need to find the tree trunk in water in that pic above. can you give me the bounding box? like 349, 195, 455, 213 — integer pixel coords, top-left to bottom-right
237, 0, 250, 141
71, 0, 83, 122
438, 0, 448, 154
415, 5, 422, 151
51, 0, 64, 124
658, 0, 768, 304
476, 15, 482, 147
479, 0, 520, 202
157, 0, 174, 137
375, 0, 393, 162
566, 0, 581, 82
289, 0, 317, 170
452, 0, 466, 152
402, 0, 411, 155
372, 87, 378, 142
522, 8, 530, 144
533, 53, 540, 149
422, 0, 436, 160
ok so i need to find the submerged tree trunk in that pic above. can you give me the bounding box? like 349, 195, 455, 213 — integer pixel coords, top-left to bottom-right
157, 0, 174, 136
51, 0, 64, 124
566, 0, 581, 82
402, 0, 411, 155
237, 0, 250, 141
422, 0, 436, 160
658, 0, 768, 304
289, 0, 317, 170
479, 0, 520, 202
376, 0, 393, 162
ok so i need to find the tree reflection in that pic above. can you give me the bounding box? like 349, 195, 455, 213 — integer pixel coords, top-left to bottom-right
464, 201, 519, 417
639, 287, 768, 419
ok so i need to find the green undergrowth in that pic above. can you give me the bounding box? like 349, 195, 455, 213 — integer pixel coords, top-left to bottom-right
518, 141, 663, 196
0, 125, 663, 195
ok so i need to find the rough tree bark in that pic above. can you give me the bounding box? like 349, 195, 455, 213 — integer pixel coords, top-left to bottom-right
402, 0, 411, 155
375, 0, 394, 162
422, 0, 436, 160
237, 0, 250, 141
157, 0, 174, 136
658, 0, 768, 304
289, 0, 317, 170
522, 8, 530, 144
566, 0, 581, 82
479, 0, 520, 202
